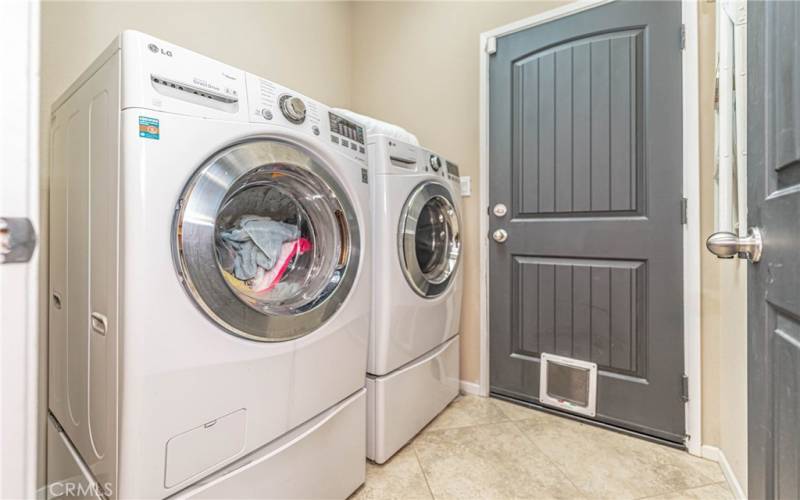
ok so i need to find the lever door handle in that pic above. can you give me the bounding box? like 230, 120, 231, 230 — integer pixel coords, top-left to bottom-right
706, 227, 763, 263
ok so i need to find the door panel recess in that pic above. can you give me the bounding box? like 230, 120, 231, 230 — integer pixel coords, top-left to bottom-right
512, 29, 644, 218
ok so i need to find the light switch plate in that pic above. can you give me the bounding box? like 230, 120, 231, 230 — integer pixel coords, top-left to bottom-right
460, 176, 471, 197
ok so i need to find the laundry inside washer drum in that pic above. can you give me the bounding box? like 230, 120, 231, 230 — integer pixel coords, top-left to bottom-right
218, 215, 302, 280
216, 186, 315, 295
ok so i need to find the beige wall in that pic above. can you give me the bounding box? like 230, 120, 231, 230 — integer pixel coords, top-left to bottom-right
350, 1, 564, 382
698, 1, 748, 490
699, 0, 722, 449
716, 257, 748, 488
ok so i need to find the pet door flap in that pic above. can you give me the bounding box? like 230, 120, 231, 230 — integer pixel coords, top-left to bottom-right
539, 353, 597, 417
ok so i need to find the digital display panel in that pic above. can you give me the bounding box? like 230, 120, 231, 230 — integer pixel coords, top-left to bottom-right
446, 160, 460, 178
329, 113, 365, 145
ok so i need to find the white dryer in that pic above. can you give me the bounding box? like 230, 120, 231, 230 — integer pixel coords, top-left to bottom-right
366, 135, 463, 464
47, 31, 370, 499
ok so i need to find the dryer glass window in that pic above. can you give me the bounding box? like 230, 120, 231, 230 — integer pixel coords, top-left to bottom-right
398, 182, 461, 298
174, 139, 360, 342
415, 198, 451, 278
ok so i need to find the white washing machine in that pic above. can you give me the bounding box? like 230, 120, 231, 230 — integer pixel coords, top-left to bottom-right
366, 135, 463, 464
47, 31, 371, 499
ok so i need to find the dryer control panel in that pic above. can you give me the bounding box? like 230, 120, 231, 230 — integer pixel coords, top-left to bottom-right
421, 149, 460, 191
377, 136, 459, 189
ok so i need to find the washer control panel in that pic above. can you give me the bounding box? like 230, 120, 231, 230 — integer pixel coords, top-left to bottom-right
247, 74, 323, 131
279, 95, 307, 124
244, 73, 366, 165
328, 112, 366, 155
429, 155, 442, 172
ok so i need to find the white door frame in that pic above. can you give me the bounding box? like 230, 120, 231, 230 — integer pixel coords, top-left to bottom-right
477, 0, 702, 456
0, 1, 41, 498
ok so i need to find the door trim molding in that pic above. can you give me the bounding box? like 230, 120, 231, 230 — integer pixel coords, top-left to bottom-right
0, 1, 41, 497
679, 0, 702, 457
477, 0, 702, 456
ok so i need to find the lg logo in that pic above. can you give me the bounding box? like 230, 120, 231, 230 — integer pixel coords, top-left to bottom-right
147, 43, 173, 57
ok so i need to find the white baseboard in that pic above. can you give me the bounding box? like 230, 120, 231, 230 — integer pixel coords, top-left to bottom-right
701, 445, 746, 499
459, 380, 482, 396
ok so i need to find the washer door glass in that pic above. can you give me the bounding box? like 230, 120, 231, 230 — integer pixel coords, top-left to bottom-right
398, 182, 461, 298
174, 138, 360, 342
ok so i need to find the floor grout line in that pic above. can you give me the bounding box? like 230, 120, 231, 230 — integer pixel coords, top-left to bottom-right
633, 480, 733, 500
422, 416, 512, 435
506, 416, 587, 497
410, 441, 436, 500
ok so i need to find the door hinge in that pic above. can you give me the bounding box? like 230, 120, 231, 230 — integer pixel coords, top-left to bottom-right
486, 36, 497, 55
680, 24, 686, 50
680, 197, 688, 225
681, 374, 690, 402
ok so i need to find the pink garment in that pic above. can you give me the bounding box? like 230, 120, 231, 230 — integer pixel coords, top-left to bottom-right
249, 238, 312, 293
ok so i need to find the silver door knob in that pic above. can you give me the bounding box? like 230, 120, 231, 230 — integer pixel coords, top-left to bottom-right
0, 217, 36, 264
706, 227, 763, 263
492, 229, 508, 243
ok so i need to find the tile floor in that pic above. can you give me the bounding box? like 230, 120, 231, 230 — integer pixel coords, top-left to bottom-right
351, 395, 732, 500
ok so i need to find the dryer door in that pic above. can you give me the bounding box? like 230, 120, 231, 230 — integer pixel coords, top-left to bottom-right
398, 181, 461, 298
173, 138, 360, 342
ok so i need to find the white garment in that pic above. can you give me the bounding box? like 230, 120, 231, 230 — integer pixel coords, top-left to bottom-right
333, 108, 420, 146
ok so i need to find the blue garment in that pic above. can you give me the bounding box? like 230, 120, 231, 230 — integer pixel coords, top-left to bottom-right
218, 216, 300, 281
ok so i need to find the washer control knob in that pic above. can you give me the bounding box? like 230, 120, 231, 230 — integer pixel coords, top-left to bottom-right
280, 95, 306, 124
429, 155, 442, 171
260, 108, 273, 120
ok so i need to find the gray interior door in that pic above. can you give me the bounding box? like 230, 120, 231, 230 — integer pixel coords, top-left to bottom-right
748, 2, 800, 497
488, 1, 685, 442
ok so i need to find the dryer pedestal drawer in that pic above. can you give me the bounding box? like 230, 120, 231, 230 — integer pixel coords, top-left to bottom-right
367, 335, 459, 464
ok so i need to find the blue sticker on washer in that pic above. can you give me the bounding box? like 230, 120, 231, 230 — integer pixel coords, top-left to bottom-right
139, 116, 159, 140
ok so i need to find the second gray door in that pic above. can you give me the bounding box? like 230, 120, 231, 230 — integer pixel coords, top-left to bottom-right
747, 2, 800, 497
489, 0, 685, 442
